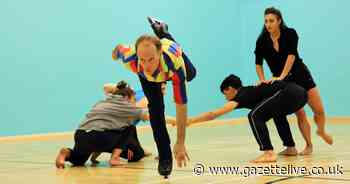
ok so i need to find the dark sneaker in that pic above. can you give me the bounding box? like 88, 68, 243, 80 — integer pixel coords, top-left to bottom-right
158, 158, 173, 178
147, 16, 169, 38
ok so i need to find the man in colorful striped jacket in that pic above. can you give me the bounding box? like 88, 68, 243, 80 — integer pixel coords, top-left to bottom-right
112, 17, 196, 177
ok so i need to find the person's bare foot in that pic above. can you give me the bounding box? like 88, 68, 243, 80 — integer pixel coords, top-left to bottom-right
278, 147, 298, 156
144, 150, 152, 157
109, 149, 123, 166
110, 157, 121, 166
55, 148, 71, 169
317, 130, 333, 145
250, 151, 277, 163
299, 145, 313, 155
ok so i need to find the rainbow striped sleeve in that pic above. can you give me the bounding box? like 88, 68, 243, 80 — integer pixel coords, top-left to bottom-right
161, 39, 188, 104
172, 67, 188, 104
112, 44, 138, 73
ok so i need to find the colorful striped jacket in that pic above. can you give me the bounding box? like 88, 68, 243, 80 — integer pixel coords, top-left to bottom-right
113, 38, 188, 104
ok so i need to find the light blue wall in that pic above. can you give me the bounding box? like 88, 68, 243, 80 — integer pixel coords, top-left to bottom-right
0, 1, 349, 136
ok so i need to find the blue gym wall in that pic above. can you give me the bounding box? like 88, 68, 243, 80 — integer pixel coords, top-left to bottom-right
0, 0, 349, 136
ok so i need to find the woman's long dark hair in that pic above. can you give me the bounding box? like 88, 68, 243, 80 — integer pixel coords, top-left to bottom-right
259, 7, 288, 39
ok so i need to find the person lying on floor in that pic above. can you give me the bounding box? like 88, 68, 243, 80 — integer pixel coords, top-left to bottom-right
89, 82, 174, 163
55, 81, 175, 168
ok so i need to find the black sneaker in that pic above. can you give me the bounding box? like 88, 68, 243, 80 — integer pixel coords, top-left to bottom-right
158, 159, 173, 178
147, 16, 169, 38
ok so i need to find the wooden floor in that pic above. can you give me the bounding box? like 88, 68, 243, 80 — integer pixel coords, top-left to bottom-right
0, 117, 349, 184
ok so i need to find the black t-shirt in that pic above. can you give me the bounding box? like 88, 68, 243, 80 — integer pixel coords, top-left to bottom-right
255, 28, 304, 77
231, 81, 286, 109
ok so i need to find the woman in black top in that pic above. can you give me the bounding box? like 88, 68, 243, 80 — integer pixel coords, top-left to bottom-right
254, 7, 332, 155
